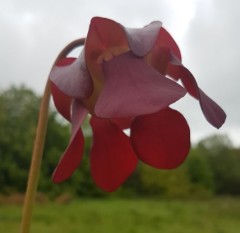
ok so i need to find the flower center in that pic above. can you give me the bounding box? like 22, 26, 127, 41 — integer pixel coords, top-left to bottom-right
97, 50, 113, 63
97, 46, 129, 64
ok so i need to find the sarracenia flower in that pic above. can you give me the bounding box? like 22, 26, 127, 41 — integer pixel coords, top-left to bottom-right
49, 17, 226, 192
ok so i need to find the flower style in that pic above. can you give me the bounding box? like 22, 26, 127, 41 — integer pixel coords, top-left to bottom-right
49, 17, 226, 192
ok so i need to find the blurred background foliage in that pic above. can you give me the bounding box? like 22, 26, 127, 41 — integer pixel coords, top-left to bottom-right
0, 85, 240, 199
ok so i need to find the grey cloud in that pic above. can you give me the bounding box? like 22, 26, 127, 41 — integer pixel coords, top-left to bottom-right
177, 0, 240, 145
0, 0, 238, 145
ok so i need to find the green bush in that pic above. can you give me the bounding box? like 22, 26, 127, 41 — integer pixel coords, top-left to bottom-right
1, 86, 240, 198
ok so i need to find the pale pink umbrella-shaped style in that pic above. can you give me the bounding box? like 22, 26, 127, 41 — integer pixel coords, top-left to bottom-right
49, 17, 226, 192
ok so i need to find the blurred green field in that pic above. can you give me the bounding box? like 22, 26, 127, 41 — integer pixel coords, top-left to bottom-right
1, 198, 240, 233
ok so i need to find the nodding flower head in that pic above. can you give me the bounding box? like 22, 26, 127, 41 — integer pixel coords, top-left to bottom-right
49, 17, 226, 192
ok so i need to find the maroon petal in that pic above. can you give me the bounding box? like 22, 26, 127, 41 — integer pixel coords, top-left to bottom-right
110, 117, 134, 129
50, 49, 93, 99
85, 17, 128, 80
157, 27, 182, 60
52, 100, 88, 183
87, 17, 127, 52
170, 54, 226, 128
167, 63, 181, 81
124, 21, 162, 57
90, 117, 138, 192
150, 27, 182, 80
94, 52, 186, 118
130, 108, 190, 169
147, 46, 171, 75
50, 58, 75, 121
50, 81, 71, 121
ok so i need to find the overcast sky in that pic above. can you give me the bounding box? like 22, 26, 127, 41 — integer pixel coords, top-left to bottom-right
1, 0, 239, 146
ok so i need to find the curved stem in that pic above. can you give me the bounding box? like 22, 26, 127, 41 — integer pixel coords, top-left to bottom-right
20, 38, 85, 233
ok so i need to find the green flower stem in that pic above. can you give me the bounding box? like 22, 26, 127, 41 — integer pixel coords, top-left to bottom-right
20, 38, 85, 233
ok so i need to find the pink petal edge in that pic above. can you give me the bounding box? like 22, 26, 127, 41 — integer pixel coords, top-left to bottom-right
124, 21, 162, 57
50, 49, 93, 99
94, 51, 186, 118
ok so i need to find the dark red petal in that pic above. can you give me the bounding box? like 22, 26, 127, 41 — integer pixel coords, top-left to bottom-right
167, 64, 181, 81
50, 81, 71, 121
55, 57, 76, 66
110, 117, 134, 129
156, 27, 182, 60
166, 52, 182, 81
50, 58, 75, 121
87, 17, 127, 51
90, 117, 138, 192
152, 28, 181, 80
85, 17, 128, 80
130, 108, 190, 169
170, 54, 226, 128
94, 52, 186, 118
147, 46, 171, 75
52, 100, 88, 183
50, 49, 93, 99
124, 21, 162, 57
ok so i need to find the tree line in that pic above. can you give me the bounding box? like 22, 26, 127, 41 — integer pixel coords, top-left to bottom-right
0, 85, 239, 199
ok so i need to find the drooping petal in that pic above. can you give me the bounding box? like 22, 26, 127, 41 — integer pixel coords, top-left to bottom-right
50, 49, 93, 99
130, 108, 190, 169
198, 89, 227, 129
52, 100, 88, 183
124, 21, 162, 57
94, 51, 186, 118
169, 54, 226, 128
90, 116, 138, 192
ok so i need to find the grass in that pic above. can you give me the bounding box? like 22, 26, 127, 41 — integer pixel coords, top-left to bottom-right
1, 197, 240, 233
